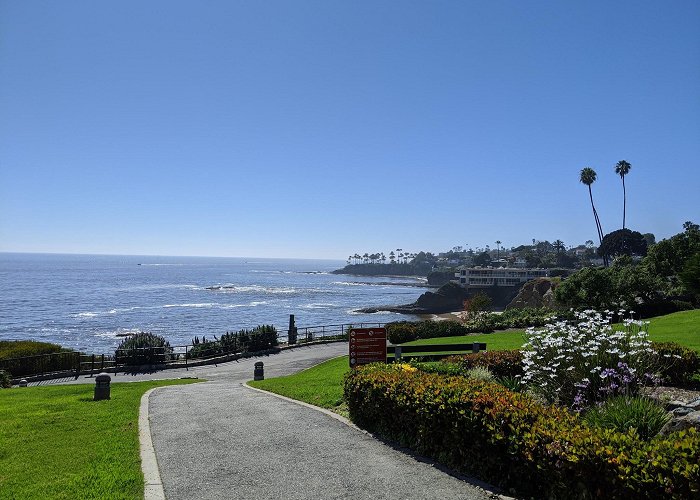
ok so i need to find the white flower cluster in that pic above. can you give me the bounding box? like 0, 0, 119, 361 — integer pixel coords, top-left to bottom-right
521, 309, 653, 407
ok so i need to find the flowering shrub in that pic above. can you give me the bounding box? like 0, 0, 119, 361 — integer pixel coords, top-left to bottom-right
443, 350, 524, 378
521, 310, 655, 409
344, 364, 700, 499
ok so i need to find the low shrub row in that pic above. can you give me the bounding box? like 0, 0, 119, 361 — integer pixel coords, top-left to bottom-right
0, 340, 78, 377
0, 369, 11, 388
443, 350, 524, 378
344, 364, 700, 499
0, 340, 66, 359
188, 325, 278, 359
115, 332, 173, 366
386, 308, 563, 344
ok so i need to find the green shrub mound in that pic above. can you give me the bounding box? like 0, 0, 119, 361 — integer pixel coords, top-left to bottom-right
651, 342, 700, 386
188, 325, 278, 359
0, 340, 65, 359
0, 340, 77, 377
345, 364, 700, 499
584, 396, 670, 441
443, 350, 524, 378
0, 369, 11, 388
115, 332, 172, 366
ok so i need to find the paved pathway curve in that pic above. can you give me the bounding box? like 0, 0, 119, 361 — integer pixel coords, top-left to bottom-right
142, 343, 496, 499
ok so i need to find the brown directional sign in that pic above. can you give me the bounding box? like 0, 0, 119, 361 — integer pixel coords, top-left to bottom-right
349, 327, 387, 368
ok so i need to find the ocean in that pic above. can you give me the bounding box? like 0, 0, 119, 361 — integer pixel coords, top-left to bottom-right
0, 253, 426, 353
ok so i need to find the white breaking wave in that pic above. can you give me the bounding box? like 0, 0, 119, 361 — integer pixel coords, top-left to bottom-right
163, 303, 218, 309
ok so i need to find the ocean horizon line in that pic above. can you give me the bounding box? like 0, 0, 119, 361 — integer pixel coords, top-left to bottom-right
0, 251, 345, 263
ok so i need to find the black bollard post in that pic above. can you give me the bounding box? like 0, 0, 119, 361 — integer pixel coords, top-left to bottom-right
94, 373, 111, 400
254, 362, 264, 381
288, 314, 297, 345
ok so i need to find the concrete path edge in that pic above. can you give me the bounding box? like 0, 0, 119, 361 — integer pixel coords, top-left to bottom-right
140, 388, 166, 500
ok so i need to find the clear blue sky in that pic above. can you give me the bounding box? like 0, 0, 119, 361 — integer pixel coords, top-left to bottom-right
1, 1, 698, 259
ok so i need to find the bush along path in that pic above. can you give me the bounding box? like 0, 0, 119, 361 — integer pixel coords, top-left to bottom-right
343, 310, 700, 499
345, 364, 700, 499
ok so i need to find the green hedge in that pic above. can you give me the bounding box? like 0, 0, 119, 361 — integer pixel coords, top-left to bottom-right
0, 340, 66, 359
386, 308, 563, 344
0, 340, 77, 377
442, 350, 524, 378
0, 370, 11, 389
344, 365, 700, 499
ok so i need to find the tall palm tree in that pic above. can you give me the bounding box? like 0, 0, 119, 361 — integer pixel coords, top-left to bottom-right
495, 241, 502, 260
615, 160, 632, 230
580, 167, 604, 245
553, 239, 565, 254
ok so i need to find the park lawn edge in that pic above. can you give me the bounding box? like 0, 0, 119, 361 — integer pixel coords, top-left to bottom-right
0, 379, 201, 500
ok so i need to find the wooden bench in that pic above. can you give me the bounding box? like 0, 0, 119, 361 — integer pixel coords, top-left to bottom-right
387, 342, 487, 362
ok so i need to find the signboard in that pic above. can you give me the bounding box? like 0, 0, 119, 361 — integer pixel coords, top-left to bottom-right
349, 327, 387, 368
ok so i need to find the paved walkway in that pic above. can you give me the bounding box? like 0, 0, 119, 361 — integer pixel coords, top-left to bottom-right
63, 343, 498, 499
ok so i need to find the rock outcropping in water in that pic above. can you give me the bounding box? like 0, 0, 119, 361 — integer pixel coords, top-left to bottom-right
356, 281, 524, 314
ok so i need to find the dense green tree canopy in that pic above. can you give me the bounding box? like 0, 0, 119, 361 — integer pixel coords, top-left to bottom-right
598, 229, 648, 259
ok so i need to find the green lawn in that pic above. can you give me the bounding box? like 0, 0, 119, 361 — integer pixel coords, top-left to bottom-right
0, 379, 199, 500
403, 329, 526, 351
401, 310, 700, 353
646, 310, 700, 351
248, 356, 349, 415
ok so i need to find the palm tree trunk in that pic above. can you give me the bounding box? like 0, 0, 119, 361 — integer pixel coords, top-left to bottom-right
622, 175, 627, 230
588, 187, 603, 243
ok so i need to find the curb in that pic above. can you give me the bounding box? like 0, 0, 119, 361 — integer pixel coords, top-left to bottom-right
140, 388, 166, 500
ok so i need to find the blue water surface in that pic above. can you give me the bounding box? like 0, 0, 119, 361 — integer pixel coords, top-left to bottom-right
0, 253, 424, 352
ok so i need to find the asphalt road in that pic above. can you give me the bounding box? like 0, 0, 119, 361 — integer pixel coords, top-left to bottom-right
140, 343, 496, 500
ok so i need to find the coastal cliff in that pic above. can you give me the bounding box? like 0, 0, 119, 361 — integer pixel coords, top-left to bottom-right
356, 281, 526, 315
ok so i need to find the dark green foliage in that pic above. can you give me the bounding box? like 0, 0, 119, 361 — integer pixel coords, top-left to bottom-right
652, 342, 700, 386
0, 370, 11, 388
443, 350, 524, 378
415, 361, 463, 376
643, 222, 700, 295
679, 252, 700, 297
0, 340, 77, 377
345, 365, 700, 499
386, 308, 560, 344
584, 396, 669, 441
473, 251, 491, 267
188, 325, 278, 359
554, 264, 662, 311
386, 322, 419, 344
634, 300, 694, 319
0, 340, 65, 359
115, 332, 172, 366
496, 375, 523, 392
598, 229, 648, 259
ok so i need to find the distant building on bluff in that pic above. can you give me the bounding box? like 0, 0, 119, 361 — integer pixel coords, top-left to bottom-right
453, 267, 548, 288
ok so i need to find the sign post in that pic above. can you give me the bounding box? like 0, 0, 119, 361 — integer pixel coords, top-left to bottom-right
349, 327, 387, 368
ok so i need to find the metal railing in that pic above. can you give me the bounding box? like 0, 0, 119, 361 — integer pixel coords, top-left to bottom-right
0, 321, 386, 380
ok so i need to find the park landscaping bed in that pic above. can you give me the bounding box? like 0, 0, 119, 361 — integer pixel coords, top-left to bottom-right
251, 309, 700, 499
0, 379, 199, 500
